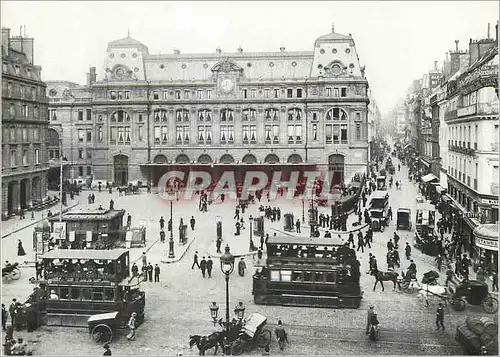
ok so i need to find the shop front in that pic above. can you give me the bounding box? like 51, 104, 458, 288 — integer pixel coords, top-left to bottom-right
473, 223, 499, 275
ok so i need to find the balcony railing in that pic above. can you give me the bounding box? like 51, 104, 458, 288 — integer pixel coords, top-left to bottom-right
477, 102, 499, 115
457, 104, 476, 117
444, 109, 458, 120
449, 145, 476, 156
491, 182, 499, 195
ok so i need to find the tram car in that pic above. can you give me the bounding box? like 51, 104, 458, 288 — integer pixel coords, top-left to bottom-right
30, 249, 145, 328
252, 236, 362, 309
369, 191, 390, 232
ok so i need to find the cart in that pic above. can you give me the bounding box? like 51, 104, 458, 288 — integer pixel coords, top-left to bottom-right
2, 262, 21, 281
88, 312, 120, 344
396, 208, 412, 230
230, 313, 272, 355
449, 279, 498, 314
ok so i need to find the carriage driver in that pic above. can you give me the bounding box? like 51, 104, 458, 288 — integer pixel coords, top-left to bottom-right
406, 260, 417, 280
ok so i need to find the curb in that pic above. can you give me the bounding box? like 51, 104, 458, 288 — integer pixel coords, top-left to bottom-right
161, 236, 196, 264
131, 238, 161, 264
1, 203, 79, 239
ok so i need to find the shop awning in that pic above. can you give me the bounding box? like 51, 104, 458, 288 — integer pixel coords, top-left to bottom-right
473, 224, 499, 251
435, 185, 447, 194
404, 144, 414, 149
421, 173, 438, 183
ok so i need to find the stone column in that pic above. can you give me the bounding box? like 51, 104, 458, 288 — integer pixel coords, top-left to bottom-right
12, 180, 20, 214
2, 183, 8, 218
25, 178, 32, 208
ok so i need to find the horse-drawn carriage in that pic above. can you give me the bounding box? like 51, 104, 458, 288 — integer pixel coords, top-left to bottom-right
2, 262, 21, 281
396, 208, 412, 231
447, 280, 498, 314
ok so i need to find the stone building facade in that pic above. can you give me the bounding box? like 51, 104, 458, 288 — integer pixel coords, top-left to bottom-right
2, 28, 49, 219
47, 26, 371, 187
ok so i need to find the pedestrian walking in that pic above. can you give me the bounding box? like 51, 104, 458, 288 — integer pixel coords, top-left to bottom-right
234, 208, 240, 220
364, 231, 371, 249
387, 239, 394, 251
238, 257, 246, 277
444, 265, 454, 286
435, 255, 443, 272
436, 303, 445, 330
388, 206, 393, 221
347, 233, 355, 249
126, 312, 137, 341
207, 257, 213, 278
127, 214, 132, 228
192, 251, 200, 269
17, 240, 26, 257
1, 304, 7, 331
160, 230, 165, 243
142, 252, 147, 267
131, 263, 139, 277
393, 232, 400, 249
216, 238, 222, 254
141, 264, 148, 282
357, 232, 365, 253
147, 263, 153, 282
260, 235, 265, 250
190, 216, 196, 231
9, 299, 17, 327
405, 242, 411, 259
159, 216, 165, 230
200, 257, 207, 278
461, 255, 470, 279
365, 305, 375, 335
295, 219, 301, 233
154, 264, 160, 282
274, 320, 289, 352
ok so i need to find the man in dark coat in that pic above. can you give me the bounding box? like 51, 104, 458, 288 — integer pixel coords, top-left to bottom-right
131, 263, 139, 277
141, 265, 148, 281
387, 239, 394, 251
260, 235, 265, 250
347, 233, 355, 249
154, 264, 160, 282
9, 299, 17, 327
159, 216, 165, 230
207, 257, 213, 278
436, 303, 445, 330
192, 251, 200, 269
274, 320, 289, 352
461, 254, 470, 279
295, 219, 301, 233
190, 216, 196, 231
405, 242, 411, 259
2, 303, 7, 331
216, 238, 222, 253
200, 257, 207, 278
356, 231, 364, 253
109, 199, 114, 210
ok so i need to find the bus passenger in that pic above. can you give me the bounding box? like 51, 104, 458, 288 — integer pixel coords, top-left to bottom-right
49, 290, 59, 299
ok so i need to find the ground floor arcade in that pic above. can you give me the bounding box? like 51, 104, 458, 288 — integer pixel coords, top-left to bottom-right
2, 170, 48, 219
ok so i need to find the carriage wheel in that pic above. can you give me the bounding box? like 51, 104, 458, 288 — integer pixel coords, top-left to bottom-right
11, 268, 21, 280
231, 340, 245, 356
450, 298, 466, 311
482, 295, 498, 314
256, 329, 272, 348
91, 324, 113, 344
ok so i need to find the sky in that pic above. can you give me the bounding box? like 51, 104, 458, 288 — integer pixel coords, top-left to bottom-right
2, 1, 498, 116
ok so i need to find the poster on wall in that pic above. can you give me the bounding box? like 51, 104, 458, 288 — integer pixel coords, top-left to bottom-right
68, 231, 75, 242
86, 231, 93, 242
53, 222, 67, 240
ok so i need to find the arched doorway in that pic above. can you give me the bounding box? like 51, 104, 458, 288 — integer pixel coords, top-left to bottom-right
7, 182, 16, 214
198, 154, 213, 164
153, 154, 168, 164
287, 154, 303, 164
32, 176, 41, 201
113, 155, 129, 186
264, 154, 280, 164
20, 178, 30, 209
242, 154, 257, 164
328, 154, 344, 186
175, 154, 190, 164
220, 154, 235, 164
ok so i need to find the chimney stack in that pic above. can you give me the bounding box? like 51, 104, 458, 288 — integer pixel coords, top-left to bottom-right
280, 46, 285, 53
331, 23, 335, 32
216, 47, 221, 54
487, 23, 490, 39
434, 61, 438, 70
455, 40, 459, 51
237, 46, 243, 53
1, 28, 10, 56
173, 49, 180, 55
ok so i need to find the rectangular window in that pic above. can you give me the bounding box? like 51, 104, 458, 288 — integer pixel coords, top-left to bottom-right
118, 91, 123, 100
78, 166, 84, 177
162, 90, 168, 99
313, 124, 318, 141
264, 89, 270, 98
110, 127, 116, 142
288, 125, 294, 143
326, 88, 332, 97
78, 149, 84, 159
265, 125, 272, 143
287, 88, 293, 98
220, 126, 227, 144
242, 125, 249, 144
98, 126, 103, 142
340, 124, 347, 143
10, 150, 16, 167
250, 125, 256, 143
242, 89, 247, 99
198, 126, 205, 144
87, 150, 92, 159
138, 126, 143, 141
297, 88, 302, 98
197, 90, 203, 99
138, 114, 143, 122
125, 91, 130, 99
206, 90, 212, 99
153, 91, 159, 100
326, 124, 332, 143
118, 127, 124, 143
87, 166, 92, 176
154, 127, 161, 143
355, 123, 361, 141
295, 125, 302, 143
273, 125, 279, 143
205, 126, 212, 144
34, 128, 40, 141
86, 130, 92, 142
341, 88, 347, 97
86, 109, 91, 121
22, 150, 28, 165
274, 88, 279, 98
175, 90, 181, 99
333, 88, 340, 97
184, 90, 190, 99
251, 89, 257, 98
161, 126, 168, 143
22, 128, 28, 141
332, 125, 340, 143
22, 105, 28, 118
124, 127, 131, 142
49, 109, 57, 120
356, 113, 361, 121
34, 148, 39, 164
110, 91, 116, 100
78, 110, 83, 121
78, 129, 85, 142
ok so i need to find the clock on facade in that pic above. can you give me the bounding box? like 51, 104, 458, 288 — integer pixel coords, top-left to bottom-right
220, 78, 234, 93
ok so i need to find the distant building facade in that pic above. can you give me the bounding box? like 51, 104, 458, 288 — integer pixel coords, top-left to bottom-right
47, 26, 371, 188
1, 28, 49, 219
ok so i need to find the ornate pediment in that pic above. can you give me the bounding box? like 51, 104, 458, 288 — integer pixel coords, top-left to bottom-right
324, 60, 349, 78
106, 64, 136, 81
211, 60, 243, 74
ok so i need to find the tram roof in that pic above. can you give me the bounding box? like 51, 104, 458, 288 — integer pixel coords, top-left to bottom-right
41, 249, 129, 260
267, 236, 344, 246
370, 190, 389, 199
48, 209, 126, 222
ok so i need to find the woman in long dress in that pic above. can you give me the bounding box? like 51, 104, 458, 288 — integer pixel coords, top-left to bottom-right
17, 240, 26, 256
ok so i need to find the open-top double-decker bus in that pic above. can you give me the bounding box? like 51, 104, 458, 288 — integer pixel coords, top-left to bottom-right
30, 249, 145, 327
252, 236, 362, 308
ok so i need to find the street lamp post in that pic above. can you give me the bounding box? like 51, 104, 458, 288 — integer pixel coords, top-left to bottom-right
302, 199, 305, 223
249, 215, 253, 251
220, 245, 235, 339
168, 200, 175, 258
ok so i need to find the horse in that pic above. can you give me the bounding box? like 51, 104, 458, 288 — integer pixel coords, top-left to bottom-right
372, 270, 399, 291
189, 332, 225, 356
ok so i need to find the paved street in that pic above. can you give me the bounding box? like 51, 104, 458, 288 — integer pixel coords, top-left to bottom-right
2, 155, 497, 355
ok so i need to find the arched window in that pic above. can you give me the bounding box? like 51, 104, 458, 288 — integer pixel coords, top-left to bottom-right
325, 108, 348, 145
287, 108, 302, 121
265, 108, 279, 121
154, 109, 168, 122
325, 108, 348, 121
242, 108, 257, 121
198, 109, 212, 122
110, 110, 130, 123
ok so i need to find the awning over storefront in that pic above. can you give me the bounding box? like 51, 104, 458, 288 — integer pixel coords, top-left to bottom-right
473, 224, 499, 251
435, 185, 447, 194
404, 144, 414, 149
421, 173, 438, 183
